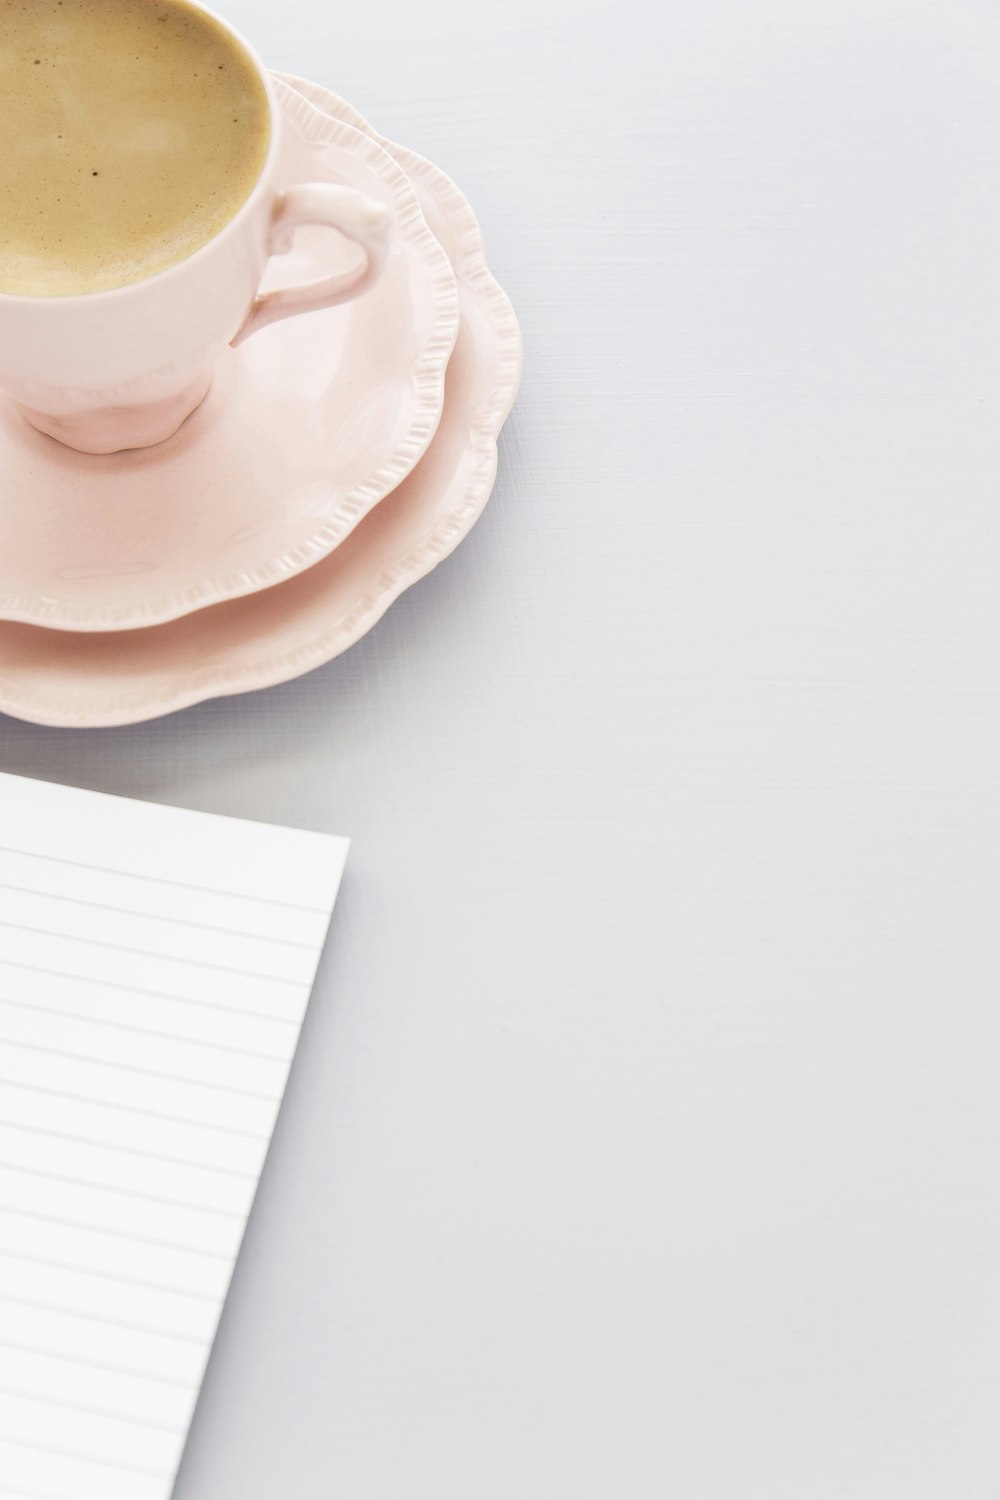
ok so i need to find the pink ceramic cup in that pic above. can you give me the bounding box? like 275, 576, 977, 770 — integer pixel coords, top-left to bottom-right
0, 2, 392, 455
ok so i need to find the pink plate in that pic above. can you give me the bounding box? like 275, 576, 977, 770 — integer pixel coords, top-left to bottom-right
0, 78, 522, 726
0, 79, 458, 632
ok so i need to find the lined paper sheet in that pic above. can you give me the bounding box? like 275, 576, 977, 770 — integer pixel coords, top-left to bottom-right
0, 772, 348, 1500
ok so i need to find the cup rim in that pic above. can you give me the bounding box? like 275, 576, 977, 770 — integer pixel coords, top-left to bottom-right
0, 0, 282, 307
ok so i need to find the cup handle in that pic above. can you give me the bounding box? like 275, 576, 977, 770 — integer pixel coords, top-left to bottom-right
231, 183, 392, 348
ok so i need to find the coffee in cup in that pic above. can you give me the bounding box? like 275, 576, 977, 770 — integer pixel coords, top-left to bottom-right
0, 0, 272, 296
0, 0, 392, 453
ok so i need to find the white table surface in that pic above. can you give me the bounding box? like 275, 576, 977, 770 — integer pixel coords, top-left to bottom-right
4, 0, 1000, 1495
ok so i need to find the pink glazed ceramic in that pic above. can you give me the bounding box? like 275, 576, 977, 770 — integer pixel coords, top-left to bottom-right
0, 78, 522, 727
0, 82, 458, 631
0, 1, 391, 455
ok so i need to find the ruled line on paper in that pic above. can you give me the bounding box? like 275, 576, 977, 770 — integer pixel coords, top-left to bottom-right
0, 1245, 221, 1302
0, 1384, 184, 1434
0, 1339, 197, 1389
0, 1488, 76, 1500
0, 919, 311, 986
0, 1037, 281, 1101
0, 880, 319, 949
0, 1293, 207, 1346
0, 1159, 245, 1220
0, 1119, 258, 1179
0, 995, 289, 1063
0, 771, 348, 1500
0, 841, 331, 913
0, 1485, 81, 1500
0, 956, 303, 1023
0, 1206, 234, 1261
0, 1432, 168, 1481
0, 1076, 273, 1137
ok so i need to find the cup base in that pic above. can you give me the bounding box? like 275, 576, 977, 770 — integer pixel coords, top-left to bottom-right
16, 371, 214, 456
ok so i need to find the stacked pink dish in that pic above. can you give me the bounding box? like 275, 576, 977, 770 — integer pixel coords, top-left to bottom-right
0, 76, 521, 727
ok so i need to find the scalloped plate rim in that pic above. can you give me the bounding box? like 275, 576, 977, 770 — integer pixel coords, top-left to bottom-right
0, 78, 522, 726
0, 79, 459, 633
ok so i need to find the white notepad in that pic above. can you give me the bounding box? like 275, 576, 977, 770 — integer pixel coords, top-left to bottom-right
0, 772, 348, 1500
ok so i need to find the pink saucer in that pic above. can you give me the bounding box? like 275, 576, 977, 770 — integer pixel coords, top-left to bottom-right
0, 79, 521, 727
0, 79, 458, 632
